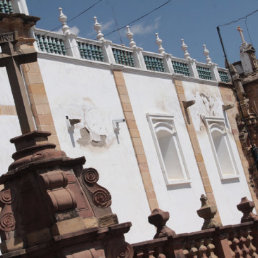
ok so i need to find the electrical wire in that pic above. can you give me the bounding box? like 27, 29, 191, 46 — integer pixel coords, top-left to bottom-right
218, 9, 258, 27
67, 0, 104, 23
105, 0, 172, 37
105, 0, 124, 44
245, 19, 253, 45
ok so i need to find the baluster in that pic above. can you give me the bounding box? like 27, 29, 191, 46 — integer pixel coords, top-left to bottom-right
246, 230, 258, 257
240, 230, 250, 256
7, 0, 12, 13
198, 239, 208, 258
190, 241, 198, 258
207, 238, 218, 258
39, 35, 45, 52
228, 239, 236, 257
48, 37, 54, 53
60, 40, 66, 55
232, 232, 243, 258
43, 36, 49, 53
53, 38, 58, 54
148, 250, 155, 258
136, 251, 144, 258
56, 39, 62, 54
156, 246, 166, 258
0, 0, 4, 13
3, 0, 8, 13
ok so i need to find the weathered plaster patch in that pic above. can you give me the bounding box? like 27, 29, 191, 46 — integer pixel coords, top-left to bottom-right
64, 98, 116, 148
184, 83, 224, 132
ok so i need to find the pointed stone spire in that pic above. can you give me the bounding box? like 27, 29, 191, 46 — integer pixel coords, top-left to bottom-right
126, 26, 136, 48
181, 38, 191, 60
237, 26, 247, 47
94, 16, 104, 41
155, 33, 165, 54
203, 44, 212, 64
59, 7, 70, 35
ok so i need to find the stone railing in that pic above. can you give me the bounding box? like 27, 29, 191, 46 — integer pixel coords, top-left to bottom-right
33, 27, 230, 84
133, 222, 258, 257
77, 37, 104, 62
34, 29, 66, 56
218, 68, 230, 83
0, 0, 13, 14
0, 0, 29, 15
132, 197, 258, 257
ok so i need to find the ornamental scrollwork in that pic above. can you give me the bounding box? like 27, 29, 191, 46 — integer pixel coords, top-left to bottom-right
0, 188, 15, 232
83, 168, 111, 208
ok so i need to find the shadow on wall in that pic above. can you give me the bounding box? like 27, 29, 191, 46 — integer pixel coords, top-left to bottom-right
166, 182, 191, 191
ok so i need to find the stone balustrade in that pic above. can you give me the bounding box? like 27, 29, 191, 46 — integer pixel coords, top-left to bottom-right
33, 26, 230, 84
34, 29, 66, 56
0, 0, 28, 14
0, 0, 13, 14
132, 197, 258, 257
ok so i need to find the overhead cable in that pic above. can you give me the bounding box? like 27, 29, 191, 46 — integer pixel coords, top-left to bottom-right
218, 9, 258, 27
105, 0, 172, 37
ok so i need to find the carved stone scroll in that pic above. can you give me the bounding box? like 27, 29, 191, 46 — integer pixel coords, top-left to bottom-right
83, 168, 111, 208
40, 170, 76, 213
0, 188, 15, 232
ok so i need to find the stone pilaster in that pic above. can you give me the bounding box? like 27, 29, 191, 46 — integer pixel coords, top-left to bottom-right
21, 61, 60, 149
113, 70, 159, 211
174, 79, 222, 225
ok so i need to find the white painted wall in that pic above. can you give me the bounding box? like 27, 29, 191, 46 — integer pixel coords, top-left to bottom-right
0, 67, 21, 174
123, 71, 206, 233
183, 80, 253, 225
37, 57, 155, 243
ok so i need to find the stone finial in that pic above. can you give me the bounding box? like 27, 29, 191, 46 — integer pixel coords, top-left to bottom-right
155, 33, 165, 55
181, 38, 191, 60
59, 7, 70, 35
237, 26, 247, 47
203, 44, 212, 64
197, 194, 221, 230
126, 26, 136, 48
237, 197, 258, 223
148, 209, 175, 239
94, 16, 104, 41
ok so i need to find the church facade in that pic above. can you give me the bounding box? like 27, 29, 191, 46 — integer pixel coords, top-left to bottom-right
0, 0, 257, 245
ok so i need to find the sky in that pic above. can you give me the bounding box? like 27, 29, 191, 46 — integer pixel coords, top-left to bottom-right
26, 0, 258, 68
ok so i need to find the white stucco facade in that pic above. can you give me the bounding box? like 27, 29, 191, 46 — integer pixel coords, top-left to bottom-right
123, 72, 206, 233
183, 80, 253, 225
37, 57, 155, 243
0, 67, 21, 173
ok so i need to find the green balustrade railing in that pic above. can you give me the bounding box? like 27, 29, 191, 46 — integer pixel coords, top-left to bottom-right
218, 70, 230, 83
78, 41, 104, 62
35, 34, 66, 56
0, 0, 13, 14
197, 66, 212, 80
144, 55, 164, 72
112, 48, 134, 67
172, 61, 190, 76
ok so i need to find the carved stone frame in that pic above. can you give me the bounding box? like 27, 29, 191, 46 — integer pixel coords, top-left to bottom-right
147, 114, 191, 186
202, 116, 240, 181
